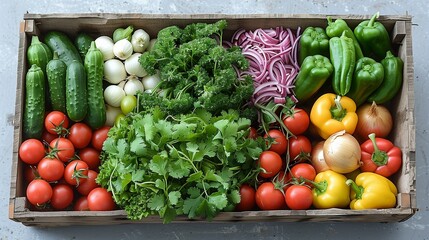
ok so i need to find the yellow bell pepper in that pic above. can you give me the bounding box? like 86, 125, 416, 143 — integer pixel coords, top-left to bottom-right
346, 172, 398, 210
310, 93, 358, 139
311, 170, 350, 209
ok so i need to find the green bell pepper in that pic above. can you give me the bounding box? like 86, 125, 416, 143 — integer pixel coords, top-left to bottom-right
298, 27, 330, 66
294, 55, 333, 102
347, 57, 384, 106
326, 16, 364, 59
367, 51, 404, 104
354, 12, 392, 61
329, 31, 356, 96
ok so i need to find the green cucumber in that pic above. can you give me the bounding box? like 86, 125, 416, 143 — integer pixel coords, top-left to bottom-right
84, 41, 106, 129
27, 35, 53, 73
23, 64, 45, 139
75, 33, 94, 61
46, 52, 67, 112
45, 31, 82, 66
66, 60, 87, 122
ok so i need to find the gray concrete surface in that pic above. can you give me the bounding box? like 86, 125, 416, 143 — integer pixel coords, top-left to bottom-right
1, 0, 428, 239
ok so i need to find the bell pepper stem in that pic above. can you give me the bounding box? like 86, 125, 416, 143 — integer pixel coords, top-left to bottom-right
330, 95, 347, 121
346, 179, 364, 200
303, 178, 327, 195
368, 133, 389, 166
385, 50, 394, 58
327, 16, 333, 26
367, 12, 380, 27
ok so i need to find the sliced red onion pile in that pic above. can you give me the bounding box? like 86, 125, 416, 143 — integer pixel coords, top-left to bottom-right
230, 27, 301, 105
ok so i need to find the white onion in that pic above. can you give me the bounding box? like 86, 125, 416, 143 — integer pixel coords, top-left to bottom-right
323, 130, 361, 174
105, 104, 123, 126
311, 141, 330, 173
113, 39, 133, 60
124, 53, 147, 77
117, 80, 126, 89
147, 38, 157, 52
104, 59, 127, 84
104, 85, 126, 107
95, 36, 115, 61
142, 71, 161, 90
131, 29, 150, 53
124, 76, 144, 95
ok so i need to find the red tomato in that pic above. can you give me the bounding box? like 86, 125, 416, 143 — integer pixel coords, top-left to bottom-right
74, 196, 89, 211
258, 151, 283, 178
264, 129, 287, 155
91, 126, 110, 151
49, 138, 75, 162
255, 182, 286, 210
87, 188, 116, 211
44, 111, 69, 135
248, 127, 258, 139
42, 130, 58, 144
19, 139, 45, 165
26, 179, 52, 206
68, 123, 93, 149
235, 184, 256, 211
77, 170, 100, 196
64, 160, 89, 186
290, 163, 316, 182
283, 108, 310, 135
288, 135, 312, 162
24, 164, 37, 184
78, 147, 100, 171
285, 185, 313, 210
37, 157, 65, 182
50, 184, 74, 210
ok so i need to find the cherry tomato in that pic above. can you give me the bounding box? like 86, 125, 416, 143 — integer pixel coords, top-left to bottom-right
290, 163, 316, 182
285, 185, 313, 210
255, 182, 286, 210
50, 184, 74, 210
78, 147, 100, 171
37, 157, 65, 182
44, 111, 69, 135
19, 139, 45, 165
87, 188, 116, 211
26, 179, 52, 206
68, 123, 92, 149
77, 170, 100, 196
64, 160, 89, 186
42, 130, 58, 144
120, 95, 137, 115
49, 138, 75, 162
235, 184, 256, 211
258, 151, 282, 178
91, 126, 110, 151
283, 108, 310, 135
74, 196, 89, 211
288, 135, 312, 162
248, 127, 258, 139
264, 129, 287, 155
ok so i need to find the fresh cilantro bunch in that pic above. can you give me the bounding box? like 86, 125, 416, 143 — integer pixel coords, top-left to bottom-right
97, 108, 266, 223
138, 20, 255, 118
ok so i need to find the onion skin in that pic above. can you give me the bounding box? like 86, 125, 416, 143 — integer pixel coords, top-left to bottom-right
311, 141, 330, 173
323, 130, 361, 173
355, 101, 393, 141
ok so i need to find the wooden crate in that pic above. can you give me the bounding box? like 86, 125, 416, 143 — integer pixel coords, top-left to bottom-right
9, 13, 416, 227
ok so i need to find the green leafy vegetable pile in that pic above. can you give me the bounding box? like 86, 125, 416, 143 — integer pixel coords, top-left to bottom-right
138, 20, 256, 119
97, 108, 265, 223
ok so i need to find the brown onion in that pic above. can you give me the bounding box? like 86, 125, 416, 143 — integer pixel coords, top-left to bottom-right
323, 130, 361, 173
355, 101, 393, 140
311, 141, 330, 173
